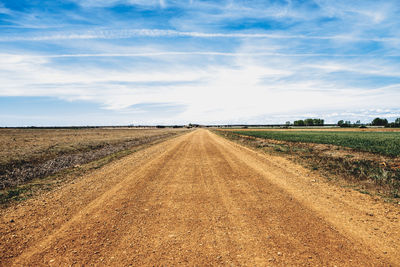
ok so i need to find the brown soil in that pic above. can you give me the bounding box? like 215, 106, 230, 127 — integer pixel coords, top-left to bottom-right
1, 129, 399, 266
0, 128, 187, 189
0, 128, 182, 166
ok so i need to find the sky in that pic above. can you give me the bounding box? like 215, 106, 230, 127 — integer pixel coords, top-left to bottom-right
0, 0, 400, 126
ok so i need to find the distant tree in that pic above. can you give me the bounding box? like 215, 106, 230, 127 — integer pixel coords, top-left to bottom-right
294, 120, 305, 126
304, 118, 314, 126
388, 118, 400, 128
355, 120, 361, 126
285, 121, 291, 126
338, 120, 351, 127
312, 118, 324, 126
188, 123, 200, 128
299, 118, 324, 126
371, 118, 388, 126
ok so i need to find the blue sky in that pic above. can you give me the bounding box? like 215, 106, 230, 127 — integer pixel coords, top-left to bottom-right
0, 0, 400, 126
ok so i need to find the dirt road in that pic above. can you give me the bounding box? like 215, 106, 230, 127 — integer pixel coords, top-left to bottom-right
1, 129, 399, 266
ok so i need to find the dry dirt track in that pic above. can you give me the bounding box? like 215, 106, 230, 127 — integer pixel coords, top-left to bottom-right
1, 129, 400, 266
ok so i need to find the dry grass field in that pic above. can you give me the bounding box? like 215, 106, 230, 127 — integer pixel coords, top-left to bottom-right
0, 128, 184, 167
0, 128, 188, 203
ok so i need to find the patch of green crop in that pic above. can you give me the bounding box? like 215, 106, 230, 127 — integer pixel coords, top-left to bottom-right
233, 131, 400, 157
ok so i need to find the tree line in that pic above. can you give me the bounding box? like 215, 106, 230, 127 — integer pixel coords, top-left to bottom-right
289, 117, 400, 127
337, 117, 400, 127
292, 118, 324, 126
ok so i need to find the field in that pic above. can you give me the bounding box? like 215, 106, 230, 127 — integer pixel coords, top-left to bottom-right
217, 129, 400, 199
0, 128, 186, 167
231, 130, 400, 157
1, 129, 400, 265
0, 128, 188, 201
223, 127, 400, 132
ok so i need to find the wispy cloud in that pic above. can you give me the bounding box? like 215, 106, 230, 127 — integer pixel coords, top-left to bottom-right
71, 0, 165, 8
1, 49, 399, 124
5, 52, 394, 60
1, 29, 399, 42
0, 3, 12, 15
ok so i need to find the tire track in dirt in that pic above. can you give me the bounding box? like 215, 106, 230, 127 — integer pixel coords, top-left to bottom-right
206, 133, 382, 265
11, 134, 193, 266
2, 129, 399, 266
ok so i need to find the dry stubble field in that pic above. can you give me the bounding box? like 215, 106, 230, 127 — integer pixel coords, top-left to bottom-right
0, 128, 187, 168
0, 127, 188, 203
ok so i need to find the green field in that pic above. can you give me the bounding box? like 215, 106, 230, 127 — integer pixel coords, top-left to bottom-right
232, 131, 400, 157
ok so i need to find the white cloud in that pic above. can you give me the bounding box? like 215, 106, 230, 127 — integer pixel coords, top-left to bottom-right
159, 0, 166, 8
72, 0, 165, 8
1, 28, 398, 42
0, 3, 12, 15
1, 49, 399, 124
305, 62, 400, 77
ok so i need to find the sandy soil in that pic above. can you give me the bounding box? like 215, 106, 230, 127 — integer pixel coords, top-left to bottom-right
1, 129, 399, 266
